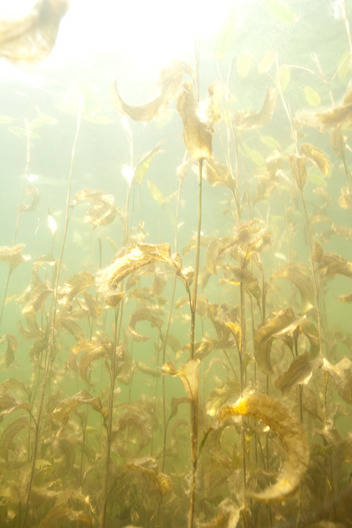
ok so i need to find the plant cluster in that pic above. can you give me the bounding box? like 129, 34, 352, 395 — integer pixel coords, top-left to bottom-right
1, 2, 352, 528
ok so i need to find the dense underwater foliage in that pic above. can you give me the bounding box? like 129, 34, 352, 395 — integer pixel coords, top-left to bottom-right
1, 0, 352, 527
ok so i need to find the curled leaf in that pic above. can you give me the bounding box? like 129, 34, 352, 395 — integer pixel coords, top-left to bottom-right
111, 60, 192, 121
218, 392, 309, 501
127, 307, 163, 342
322, 357, 352, 404
233, 89, 276, 129
75, 188, 117, 227
19, 184, 40, 213
338, 186, 352, 209
275, 352, 312, 394
0, 334, 18, 367
204, 159, 234, 189
271, 264, 315, 313
300, 143, 330, 176
0, 0, 69, 64
254, 307, 302, 375
163, 359, 200, 402
53, 389, 103, 425
0, 244, 30, 271
177, 81, 214, 159
97, 244, 189, 304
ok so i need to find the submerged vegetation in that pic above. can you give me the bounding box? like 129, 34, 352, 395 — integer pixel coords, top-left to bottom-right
1, 1, 352, 527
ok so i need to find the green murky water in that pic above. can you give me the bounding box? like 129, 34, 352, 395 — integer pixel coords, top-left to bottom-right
0, 1, 352, 527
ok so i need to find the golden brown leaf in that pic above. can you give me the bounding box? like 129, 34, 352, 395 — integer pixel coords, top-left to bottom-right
315, 103, 352, 128
222, 264, 261, 302
338, 186, 352, 209
254, 307, 300, 375
17, 273, 52, 315
75, 188, 117, 227
289, 154, 307, 188
0, 334, 18, 367
97, 243, 190, 303
52, 389, 103, 424
176, 81, 214, 159
322, 357, 352, 404
204, 159, 234, 189
233, 88, 276, 129
74, 337, 110, 386
271, 264, 315, 312
314, 244, 352, 279
0, 0, 69, 64
58, 270, 94, 304
0, 417, 33, 461
37, 503, 92, 527
111, 60, 192, 121
300, 143, 330, 176
338, 291, 352, 302
0, 244, 30, 271
275, 352, 312, 394
218, 392, 309, 501
163, 359, 200, 402
127, 307, 163, 342
19, 184, 40, 213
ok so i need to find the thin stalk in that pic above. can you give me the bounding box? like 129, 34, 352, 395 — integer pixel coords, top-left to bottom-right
21, 99, 82, 528
100, 303, 122, 528
188, 157, 203, 528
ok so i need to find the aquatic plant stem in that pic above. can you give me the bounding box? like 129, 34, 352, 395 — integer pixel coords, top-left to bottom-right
21, 100, 82, 528
188, 157, 203, 528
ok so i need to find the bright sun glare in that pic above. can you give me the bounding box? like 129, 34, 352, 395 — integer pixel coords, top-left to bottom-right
0, 0, 234, 74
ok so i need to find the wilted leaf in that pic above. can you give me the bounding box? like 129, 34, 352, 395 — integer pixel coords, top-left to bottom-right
0, 417, 33, 461
300, 143, 330, 176
19, 184, 40, 213
59, 270, 94, 305
313, 242, 352, 279
338, 186, 352, 209
322, 357, 352, 404
234, 89, 276, 129
200, 497, 243, 528
74, 337, 110, 386
177, 81, 214, 159
0, 334, 18, 367
17, 273, 52, 315
0, 0, 69, 64
38, 503, 92, 527
271, 264, 315, 313
75, 188, 117, 227
111, 60, 192, 121
133, 142, 163, 185
204, 159, 234, 189
0, 244, 30, 271
97, 243, 189, 303
163, 359, 200, 402
221, 264, 261, 302
123, 458, 172, 497
254, 307, 302, 375
127, 307, 163, 342
275, 352, 312, 394
218, 391, 309, 501
289, 154, 307, 189
53, 389, 103, 425
338, 291, 352, 302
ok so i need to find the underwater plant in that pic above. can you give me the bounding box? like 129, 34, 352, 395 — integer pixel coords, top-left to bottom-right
1, 1, 352, 528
